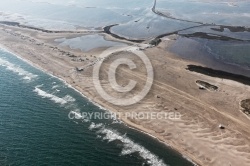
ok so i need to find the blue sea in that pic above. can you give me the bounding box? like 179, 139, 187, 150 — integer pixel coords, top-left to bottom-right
0, 49, 194, 165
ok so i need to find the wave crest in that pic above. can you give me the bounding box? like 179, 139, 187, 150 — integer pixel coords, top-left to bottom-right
33, 87, 75, 105
91, 123, 167, 166
0, 57, 38, 81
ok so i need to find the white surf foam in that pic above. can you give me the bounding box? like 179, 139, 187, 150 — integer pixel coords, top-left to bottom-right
70, 109, 83, 120
34, 87, 67, 105
0, 57, 38, 81
33, 87, 76, 105
62, 95, 76, 102
92, 123, 167, 166
89, 122, 104, 130
52, 85, 60, 89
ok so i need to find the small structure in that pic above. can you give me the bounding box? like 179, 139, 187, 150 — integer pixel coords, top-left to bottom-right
75, 67, 84, 72
156, 95, 160, 99
219, 124, 225, 129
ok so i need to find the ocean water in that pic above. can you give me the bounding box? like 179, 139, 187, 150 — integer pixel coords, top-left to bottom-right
0, 49, 194, 166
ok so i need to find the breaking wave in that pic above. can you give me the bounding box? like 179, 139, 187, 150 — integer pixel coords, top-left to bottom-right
0, 57, 38, 81
52, 85, 60, 89
89, 122, 104, 130
89, 123, 167, 166
33, 86, 75, 105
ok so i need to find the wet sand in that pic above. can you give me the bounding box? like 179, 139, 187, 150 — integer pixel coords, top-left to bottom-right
0, 23, 250, 166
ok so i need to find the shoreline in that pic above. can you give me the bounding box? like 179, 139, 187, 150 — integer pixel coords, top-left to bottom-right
0, 44, 199, 166
0, 44, 198, 165
0, 24, 250, 166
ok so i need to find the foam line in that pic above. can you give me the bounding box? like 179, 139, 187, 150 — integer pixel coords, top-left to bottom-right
33, 87, 76, 105
0, 57, 38, 81
90, 123, 167, 166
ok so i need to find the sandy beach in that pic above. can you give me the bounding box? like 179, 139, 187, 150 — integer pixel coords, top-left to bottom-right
0, 23, 250, 166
